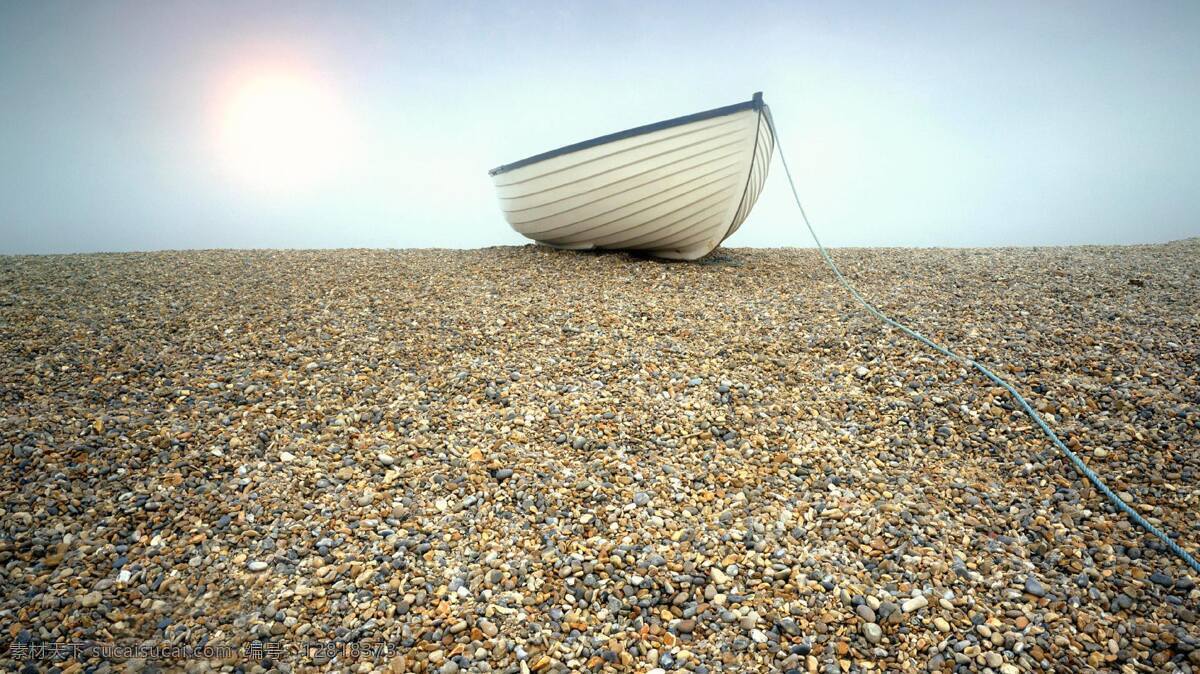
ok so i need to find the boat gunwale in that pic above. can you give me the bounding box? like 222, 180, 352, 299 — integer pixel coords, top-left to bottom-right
488, 92, 764, 177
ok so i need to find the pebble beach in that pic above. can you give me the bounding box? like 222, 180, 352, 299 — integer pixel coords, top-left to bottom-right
1, 241, 1197, 673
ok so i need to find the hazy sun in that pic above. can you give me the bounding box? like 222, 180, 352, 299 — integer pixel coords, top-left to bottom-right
215, 68, 355, 192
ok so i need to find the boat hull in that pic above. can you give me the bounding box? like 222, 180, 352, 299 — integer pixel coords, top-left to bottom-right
490, 94, 774, 261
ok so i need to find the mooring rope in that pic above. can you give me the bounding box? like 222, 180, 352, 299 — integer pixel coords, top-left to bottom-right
763, 107, 1200, 574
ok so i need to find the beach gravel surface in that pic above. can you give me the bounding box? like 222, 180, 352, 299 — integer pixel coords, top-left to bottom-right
1, 242, 1198, 672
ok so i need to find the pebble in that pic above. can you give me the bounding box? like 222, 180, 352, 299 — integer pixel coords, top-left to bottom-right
1149, 571, 1173, 587
2, 244, 1197, 673
855, 604, 876, 623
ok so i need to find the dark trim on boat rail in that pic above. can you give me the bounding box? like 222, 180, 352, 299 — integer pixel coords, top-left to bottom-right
488, 92, 765, 177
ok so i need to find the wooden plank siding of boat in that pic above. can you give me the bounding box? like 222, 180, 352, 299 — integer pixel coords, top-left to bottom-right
490, 93, 774, 261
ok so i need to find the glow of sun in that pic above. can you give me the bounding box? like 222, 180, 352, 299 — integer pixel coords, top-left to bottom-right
215, 68, 355, 193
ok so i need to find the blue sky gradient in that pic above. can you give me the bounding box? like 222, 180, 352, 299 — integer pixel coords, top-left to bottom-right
2, 1, 1197, 253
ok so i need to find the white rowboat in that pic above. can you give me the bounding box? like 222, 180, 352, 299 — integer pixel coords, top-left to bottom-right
489, 92, 774, 261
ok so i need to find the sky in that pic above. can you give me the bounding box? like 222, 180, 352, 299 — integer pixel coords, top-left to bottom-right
1, 1, 1198, 254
